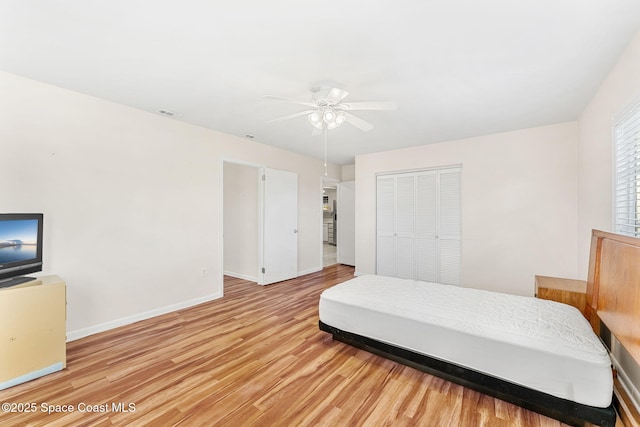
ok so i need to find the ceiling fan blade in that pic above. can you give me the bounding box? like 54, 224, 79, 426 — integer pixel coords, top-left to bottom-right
263, 95, 316, 108
339, 101, 397, 111
267, 110, 315, 123
326, 88, 349, 104
344, 112, 374, 132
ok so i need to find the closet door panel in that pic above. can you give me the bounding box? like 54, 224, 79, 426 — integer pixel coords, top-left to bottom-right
377, 235, 396, 277
416, 238, 437, 282
439, 170, 461, 238
376, 176, 397, 276
416, 172, 437, 281
439, 169, 461, 285
395, 176, 415, 236
439, 238, 461, 285
416, 172, 437, 237
376, 177, 395, 236
396, 236, 415, 279
395, 175, 415, 278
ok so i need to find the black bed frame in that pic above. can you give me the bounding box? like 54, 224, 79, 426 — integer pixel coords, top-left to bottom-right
319, 321, 616, 427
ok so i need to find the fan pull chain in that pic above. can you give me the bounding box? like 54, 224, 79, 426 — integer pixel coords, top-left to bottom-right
323, 127, 328, 176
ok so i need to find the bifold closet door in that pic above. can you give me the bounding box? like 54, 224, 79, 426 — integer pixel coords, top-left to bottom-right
376, 176, 396, 277
416, 172, 438, 282
376, 167, 461, 285
437, 169, 462, 285
376, 173, 417, 279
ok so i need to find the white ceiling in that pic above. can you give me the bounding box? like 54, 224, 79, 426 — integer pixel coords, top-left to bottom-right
1, 1, 639, 165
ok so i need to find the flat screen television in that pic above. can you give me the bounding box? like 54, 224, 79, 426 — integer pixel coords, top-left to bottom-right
0, 213, 44, 288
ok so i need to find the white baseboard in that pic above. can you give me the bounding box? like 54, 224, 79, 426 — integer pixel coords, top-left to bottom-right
66, 292, 223, 342
225, 267, 327, 283
0, 362, 64, 391
223, 271, 258, 283
299, 266, 322, 276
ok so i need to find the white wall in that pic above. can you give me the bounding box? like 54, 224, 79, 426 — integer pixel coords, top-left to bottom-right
355, 122, 579, 296
0, 71, 340, 339
223, 162, 259, 281
341, 164, 355, 181
577, 30, 640, 278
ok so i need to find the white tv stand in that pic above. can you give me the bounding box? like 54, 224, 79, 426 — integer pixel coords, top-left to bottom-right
0, 275, 66, 390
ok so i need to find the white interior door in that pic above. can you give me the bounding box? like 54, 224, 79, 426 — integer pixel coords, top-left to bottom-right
337, 181, 355, 266
260, 168, 298, 285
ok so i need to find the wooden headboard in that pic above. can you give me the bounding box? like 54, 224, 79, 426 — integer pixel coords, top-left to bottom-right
585, 229, 640, 426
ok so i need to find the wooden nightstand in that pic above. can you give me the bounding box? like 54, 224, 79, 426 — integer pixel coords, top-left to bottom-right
535, 275, 587, 317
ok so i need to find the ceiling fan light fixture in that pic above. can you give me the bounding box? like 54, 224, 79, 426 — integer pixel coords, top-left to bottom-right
323, 109, 335, 122
267, 87, 390, 134
326, 121, 339, 130
308, 112, 323, 130
309, 111, 321, 123
266, 87, 394, 175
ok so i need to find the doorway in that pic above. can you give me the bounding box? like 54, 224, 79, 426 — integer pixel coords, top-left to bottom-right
223, 162, 260, 283
321, 177, 339, 267
223, 162, 299, 286
322, 185, 337, 266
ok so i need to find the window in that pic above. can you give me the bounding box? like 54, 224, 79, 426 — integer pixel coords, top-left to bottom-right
614, 102, 640, 238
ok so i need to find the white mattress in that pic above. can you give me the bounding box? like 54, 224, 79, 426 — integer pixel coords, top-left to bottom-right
319, 275, 613, 408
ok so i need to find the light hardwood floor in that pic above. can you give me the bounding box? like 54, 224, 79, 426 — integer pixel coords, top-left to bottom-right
0, 265, 573, 426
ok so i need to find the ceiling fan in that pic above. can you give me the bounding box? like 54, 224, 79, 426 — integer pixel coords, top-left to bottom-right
265, 87, 396, 174
265, 87, 397, 133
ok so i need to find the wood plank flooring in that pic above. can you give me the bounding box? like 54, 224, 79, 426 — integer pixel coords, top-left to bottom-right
0, 265, 572, 426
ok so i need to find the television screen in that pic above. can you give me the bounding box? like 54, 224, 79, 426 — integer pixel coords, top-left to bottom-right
0, 213, 43, 286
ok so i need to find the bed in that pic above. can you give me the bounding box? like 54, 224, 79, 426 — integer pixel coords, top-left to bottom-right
319, 230, 640, 427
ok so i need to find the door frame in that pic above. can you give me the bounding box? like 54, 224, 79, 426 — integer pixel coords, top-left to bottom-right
336, 180, 356, 266
320, 177, 340, 267
221, 159, 264, 293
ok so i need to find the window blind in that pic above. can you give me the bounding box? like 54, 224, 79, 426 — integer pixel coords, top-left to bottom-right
614, 102, 640, 238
